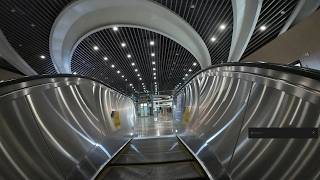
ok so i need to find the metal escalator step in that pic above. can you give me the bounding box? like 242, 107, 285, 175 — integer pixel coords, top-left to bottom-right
110, 150, 193, 164
97, 161, 207, 180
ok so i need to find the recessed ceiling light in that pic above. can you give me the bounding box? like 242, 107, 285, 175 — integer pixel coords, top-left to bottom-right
131, 62, 135, 66
151, 53, 155, 57
188, 69, 192, 72
190, 4, 195, 9
125, 79, 128, 81
129, 84, 133, 86
127, 54, 132, 58
152, 61, 156, 65
73, 72, 77, 75
219, 24, 226, 30
152, 68, 156, 71
40, 55, 46, 59
121, 42, 126, 47
280, 10, 285, 15
183, 77, 185, 80
134, 69, 138, 72
193, 62, 197, 66
210, 36, 217, 42
153, 73, 156, 76
154, 77, 156, 80
154, 82, 157, 84
150, 41, 155, 46
117, 70, 120, 74
185, 74, 188, 77
103, 57, 108, 61
31, 23, 36, 27
113, 26, 118, 31
93, 45, 99, 51
142, 83, 144, 85
111, 64, 115, 68
139, 78, 142, 80
260, 25, 267, 31
121, 75, 124, 78
137, 74, 140, 77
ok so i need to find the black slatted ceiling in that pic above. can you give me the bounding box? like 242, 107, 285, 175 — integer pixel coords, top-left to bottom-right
72, 27, 200, 94
0, 0, 303, 95
0, 0, 73, 74
154, 0, 233, 64
241, 0, 299, 59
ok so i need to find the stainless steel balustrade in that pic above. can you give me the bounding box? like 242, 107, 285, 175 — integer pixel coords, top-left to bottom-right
1, 64, 320, 180
0, 76, 135, 180
174, 64, 320, 180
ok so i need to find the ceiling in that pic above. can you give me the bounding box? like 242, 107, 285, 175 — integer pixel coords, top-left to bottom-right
0, 0, 302, 95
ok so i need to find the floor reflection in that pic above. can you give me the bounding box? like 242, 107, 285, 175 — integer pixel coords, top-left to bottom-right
134, 113, 182, 137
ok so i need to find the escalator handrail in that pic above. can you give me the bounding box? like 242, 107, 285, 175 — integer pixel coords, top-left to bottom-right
175, 62, 320, 95
0, 74, 130, 98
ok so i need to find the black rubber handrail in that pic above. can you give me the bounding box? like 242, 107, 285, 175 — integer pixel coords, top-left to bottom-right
175, 62, 320, 95
0, 74, 130, 98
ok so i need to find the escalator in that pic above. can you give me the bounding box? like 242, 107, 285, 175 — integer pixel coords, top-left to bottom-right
1, 63, 320, 179
96, 136, 209, 180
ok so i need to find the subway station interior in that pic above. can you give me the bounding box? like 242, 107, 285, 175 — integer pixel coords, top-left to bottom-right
1, 0, 320, 179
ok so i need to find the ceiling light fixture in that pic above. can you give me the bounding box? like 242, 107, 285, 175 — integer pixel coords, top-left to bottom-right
152, 61, 155, 65
40, 55, 46, 59
121, 75, 124, 78
134, 69, 138, 72
260, 25, 267, 31
93, 45, 99, 51
188, 69, 192, 72
150, 41, 155, 46
153, 73, 156, 76
153, 68, 156, 71
154, 77, 156, 80
193, 62, 197, 66
185, 74, 188, 77
131, 62, 135, 66
113, 26, 118, 31
117, 70, 121, 74
139, 78, 142, 81
129, 84, 133, 86
103, 57, 108, 61
210, 36, 217, 42
151, 53, 155, 57
127, 54, 132, 58
137, 74, 140, 77
219, 24, 226, 30
121, 42, 126, 47
111, 64, 115, 68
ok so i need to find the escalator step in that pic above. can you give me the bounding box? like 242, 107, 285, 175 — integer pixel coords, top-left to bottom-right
97, 161, 207, 180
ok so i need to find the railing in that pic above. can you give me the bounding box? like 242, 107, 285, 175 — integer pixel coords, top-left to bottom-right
174, 63, 320, 179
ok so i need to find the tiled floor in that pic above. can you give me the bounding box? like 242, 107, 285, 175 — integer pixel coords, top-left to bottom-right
133, 113, 183, 137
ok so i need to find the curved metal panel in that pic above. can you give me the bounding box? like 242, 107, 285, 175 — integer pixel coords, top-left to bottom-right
0, 77, 135, 179
175, 65, 320, 179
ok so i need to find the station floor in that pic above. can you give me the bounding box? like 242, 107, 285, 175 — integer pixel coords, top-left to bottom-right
133, 113, 183, 137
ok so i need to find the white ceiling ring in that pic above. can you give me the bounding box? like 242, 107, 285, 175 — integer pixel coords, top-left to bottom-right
50, 0, 211, 73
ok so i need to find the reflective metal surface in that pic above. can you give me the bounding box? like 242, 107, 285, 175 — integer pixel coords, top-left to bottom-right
97, 137, 208, 180
174, 65, 320, 179
0, 76, 135, 179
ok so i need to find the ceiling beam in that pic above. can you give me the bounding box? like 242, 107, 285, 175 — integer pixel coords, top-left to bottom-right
228, 0, 263, 62
50, 0, 211, 73
0, 30, 38, 75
